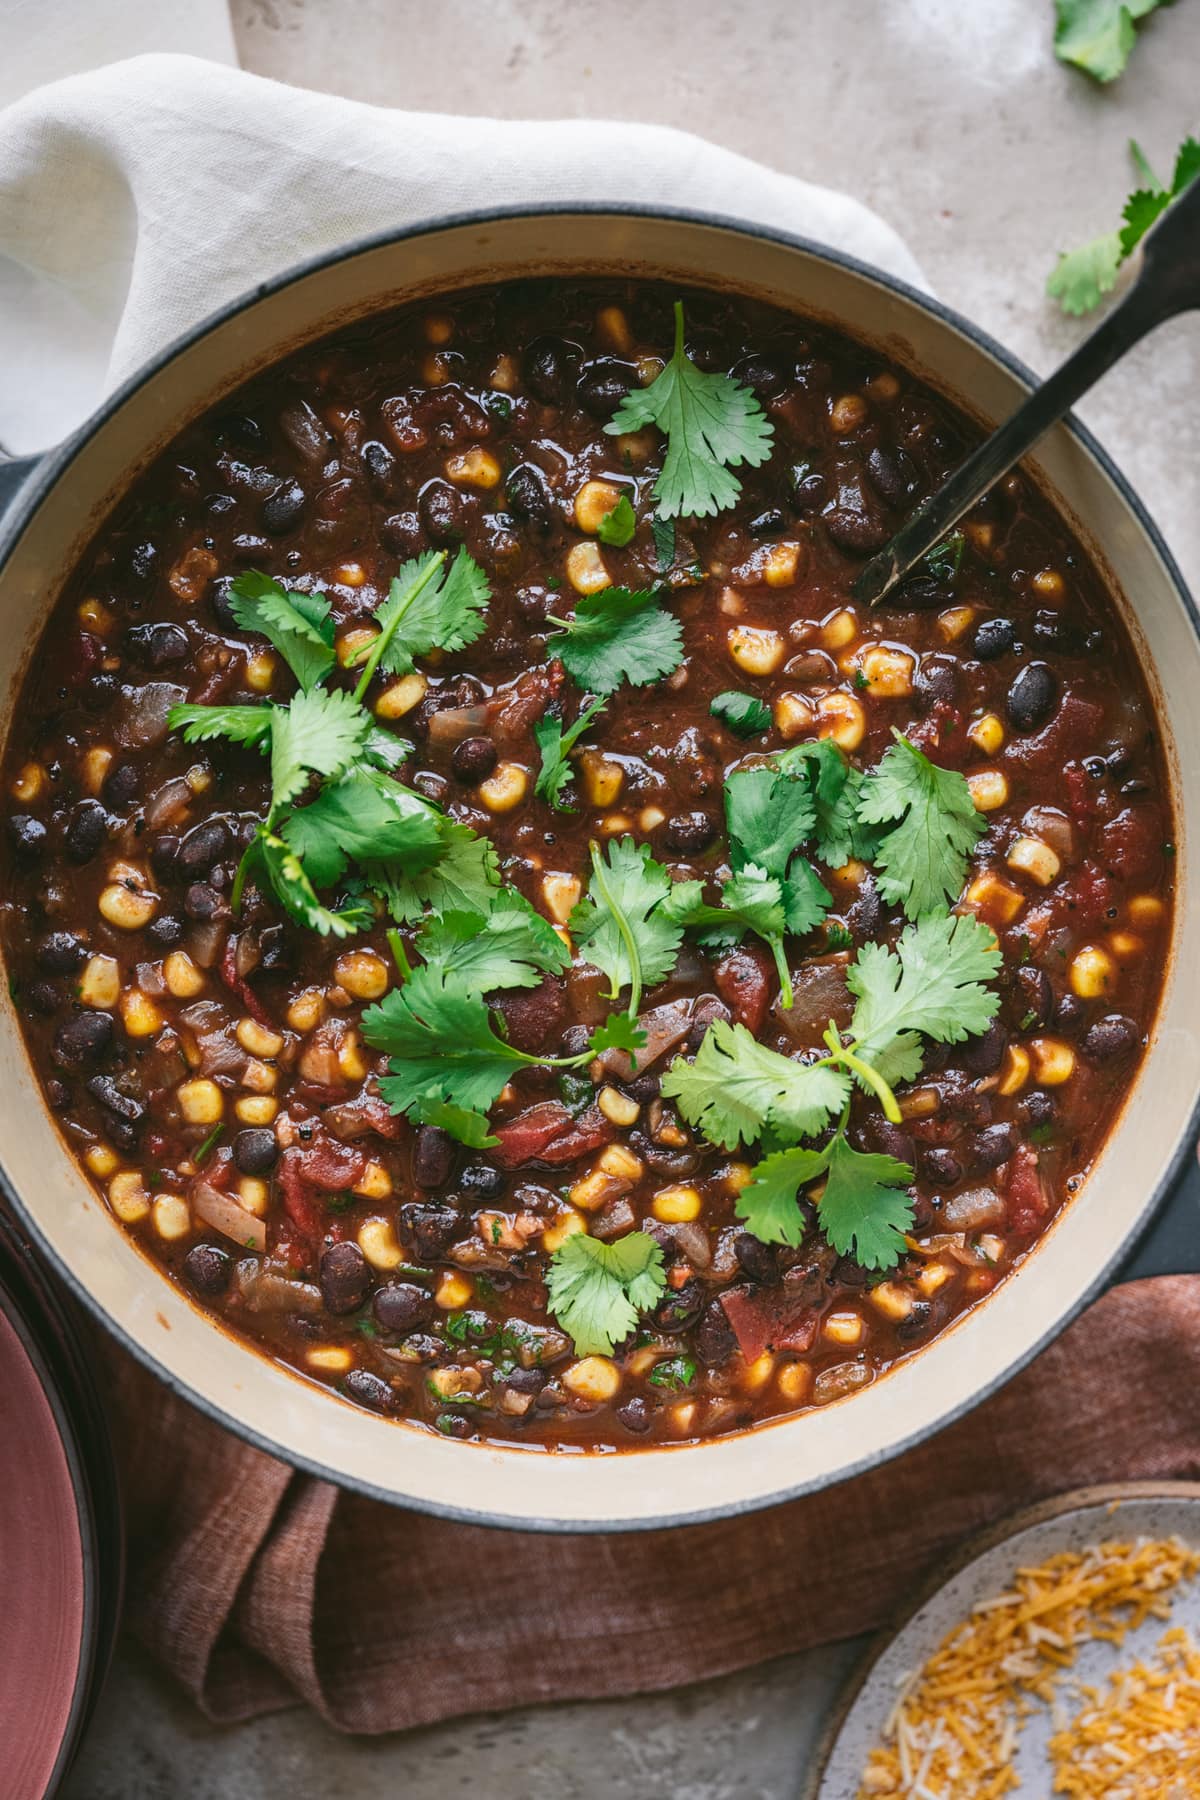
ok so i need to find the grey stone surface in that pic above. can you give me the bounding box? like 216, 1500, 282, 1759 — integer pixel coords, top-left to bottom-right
64, 1, 1200, 1794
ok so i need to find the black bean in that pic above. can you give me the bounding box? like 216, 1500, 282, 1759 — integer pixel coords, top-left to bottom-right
412, 1125, 454, 1190
36, 932, 86, 974
733, 352, 788, 397
102, 763, 141, 810
1014, 964, 1053, 1028
65, 800, 110, 864
913, 654, 960, 713
319, 1242, 371, 1315
212, 413, 265, 450
257, 925, 294, 973
86, 1075, 145, 1131
502, 1366, 546, 1396
149, 835, 180, 881
522, 335, 580, 406
921, 1146, 962, 1186
625, 1071, 662, 1103
208, 576, 242, 631
380, 511, 425, 558
125, 540, 159, 585
458, 1163, 506, 1201
373, 1281, 435, 1333
361, 440, 396, 490
261, 478, 307, 534
1020, 1090, 1056, 1127
183, 1243, 232, 1296
748, 507, 787, 537
786, 461, 828, 513
1081, 1013, 1140, 1061
895, 1299, 935, 1343
343, 1369, 397, 1412
84, 674, 119, 713
973, 616, 1015, 661
147, 914, 185, 947
504, 463, 556, 530
52, 1011, 113, 1070
451, 736, 498, 783
823, 474, 889, 554
891, 575, 952, 611
615, 1396, 653, 1433
127, 622, 188, 668
959, 1018, 1008, 1076
418, 479, 466, 546
971, 1122, 1017, 1171
577, 358, 634, 420
1053, 991, 1086, 1035
7, 815, 47, 857
686, 995, 732, 1052
28, 982, 59, 1015
734, 1232, 779, 1284
410, 770, 449, 805
233, 1128, 278, 1175
184, 882, 223, 922
177, 818, 231, 876
653, 1279, 705, 1333
866, 444, 919, 508
435, 1411, 474, 1438
663, 811, 715, 854
1006, 662, 1058, 733
45, 1077, 70, 1110
695, 1297, 737, 1367
403, 1203, 460, 1261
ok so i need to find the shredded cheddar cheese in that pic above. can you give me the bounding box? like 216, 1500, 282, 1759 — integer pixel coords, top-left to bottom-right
858, 1536, 1200, 1798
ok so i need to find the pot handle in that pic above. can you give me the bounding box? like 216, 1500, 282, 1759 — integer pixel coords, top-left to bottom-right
0, 452, 43, 520
1112, 1152, 1200, 1284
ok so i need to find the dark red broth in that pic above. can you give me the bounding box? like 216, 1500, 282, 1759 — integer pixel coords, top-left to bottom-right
0, 280, 1172, 1448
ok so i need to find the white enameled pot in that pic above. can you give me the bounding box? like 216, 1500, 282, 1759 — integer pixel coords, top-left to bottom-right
1, 208, 1197, 1530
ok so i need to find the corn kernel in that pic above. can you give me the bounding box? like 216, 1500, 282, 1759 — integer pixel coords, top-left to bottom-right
860, 645, 915, 697
668, 1400, 698, 1435
816, 690, 865, 751
574, 479, 624, 534
830, 394, 868, 434
241, 1059, 277, 1094
489, 353, 518, 392
1032, 569, 1065, 600
741, 1351, 776, 1392
10, 760, 46, 804
479, 762, 528, 813
82, 748, 113, 797
968, 769, 1009, 812
424, 311, 454, 345
776, 1361, 813, 1404
80, 954, 121, 1009
99, 878, 156, 931
867, 371, 901, 401
728, 625, 785, 677
244, 650, 277, 693
598, 1086, 640, 1127
997, 1044, 1031, 1096
168, 545, 218, 603
78, 597, 114, 634
185, 764, 212, 795
936, 606, 975, 643
428, 1365, 483, 1400
764, 542, 804, 588
421, 352, 451, 386
121, 988, 163, 1038
652, 1184, 702, 1223
542, 1209, 587, 1252
1128, 893, 1166, 928
916, 1261, 953, 1297
966, 521, 994, 553
962, 871, 1025, 925
569, 1169, 625, 1212
1070, 944, 1117, 999
337, 625, 379, 667
86, 1144, 120, 1179
1108, 930, 1144, 962
719, 585, 745, 617
637, 805, 665, 833
354, 1161, 393, 1200
287, 988, 326, 1032
307, 1346, 353, 1374
599, 811, 632, 834
334, 561, 368, 588
235, 1096, 278, 1125
566, 540, 611, 595
612, 429, 656, 465
163, 951, 205, 998
870, 1282, 916, 1322
823, 1310, 866, 1346
435, 1269, 474, 1310
820, 609, 857, 650
563, 1356, 622, 1402
337, 1032, 367, 1082
177, 1078, 223, 1125
1006, 836, 1061, 887
358, 1216, 404, 1270
627, 1347, 660, 1378
542, 872, 582, 925
332, 949, 388, 1002
968, 714, 1005, 756
236, 1017, 284, 1058
598, 1144, 643, 1181
446, 447, 502, 489
108, 1170, 150, 1224
723, 1162, 754, 1194
897, 1086, 939, 1121
237, 1177, 270, 1216
1029, 1036, 1075, 1086
774, 692, 814, 738
375, 671, 428, 719
596, 304, 633, 354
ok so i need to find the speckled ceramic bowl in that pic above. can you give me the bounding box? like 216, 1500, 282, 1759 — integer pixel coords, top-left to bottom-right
0, 207, 1197, 1530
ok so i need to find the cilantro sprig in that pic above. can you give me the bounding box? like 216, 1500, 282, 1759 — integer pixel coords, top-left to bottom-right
596, 493, 637, 547
709, 690, 772, 738
606, 302, 774, 518
1048, 136, 1200, 315
545, 1231, 666, 1357
415, 890, 570, 994
857, 733, 986, 921
533, 697, 606, 811
546, 587, 683, 696
571, 838, 683, 1019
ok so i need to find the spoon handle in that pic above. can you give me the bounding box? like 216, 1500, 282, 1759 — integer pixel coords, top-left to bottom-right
854, 174, 1200, 607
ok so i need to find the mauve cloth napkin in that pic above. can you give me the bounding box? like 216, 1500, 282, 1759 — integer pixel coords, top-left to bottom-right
4, 50, 1191, 1737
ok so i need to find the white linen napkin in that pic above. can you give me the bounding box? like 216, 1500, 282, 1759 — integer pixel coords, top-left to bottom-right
0, 52, 925, 456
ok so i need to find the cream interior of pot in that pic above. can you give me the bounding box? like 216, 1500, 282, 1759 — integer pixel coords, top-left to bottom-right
0, 213, 1194, 1527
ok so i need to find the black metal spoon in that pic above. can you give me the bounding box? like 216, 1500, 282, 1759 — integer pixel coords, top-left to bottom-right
853, 174, 1200, 607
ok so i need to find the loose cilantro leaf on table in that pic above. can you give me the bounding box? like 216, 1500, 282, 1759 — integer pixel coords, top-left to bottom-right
1053, 0, 1167, 84
545, 1231, 667, 1356
596, 493, 637, 547
533, 697, 606, 810
546, 587, 683, 696
416, 890, 570, 994
856, 732, 986, 920
1048, 135, 1200, 314
227, 572, 336, 693
606, 302, 774, 519
572, 838, 683, 1016
709, 690, 772, 738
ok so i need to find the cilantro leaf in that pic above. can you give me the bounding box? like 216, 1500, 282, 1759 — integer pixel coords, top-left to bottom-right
1053, 0, 1166, 83
354, 547, 490, 683
167, 703, 273, 750
417, 890, 570, 993
921, 531, 966, 586
710, 690, 772, 737
416, 1099, 499, 1149
227, 572, 335, 693
661, 1019, 850, 1151
848, 912, 1002, 1085
776, 738, 872, 869
606, 302, 774, 519
363, 966, 533, 1123
650, 515, 676, 569
667, 863, 795, 1004
596, 493, 636, 547
856, 733, 986, 920
546, 588, 683, 696
280, 768, 444, 890
724, 765, 816, 881
256, 831, 375, 938
545, 1231, 667, 1356
816, 1131, 914, 1271
571, 837, 682, 1013
533, 697, 606, 811
362, 726, 412, 771
267, 685, 373, 814
586, 1013, 648, 1058
735, 1143, 832, 1246
370, 819, 500, 924
1049, 135, 1199, 314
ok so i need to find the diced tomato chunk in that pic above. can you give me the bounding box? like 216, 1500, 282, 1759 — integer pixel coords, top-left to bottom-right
719, 1280, 821, 1362
1004, 1144, 1049, 1236
715, 942, 775, 1035
492, 1101, 613, 1168
1098, 804, 1163, 883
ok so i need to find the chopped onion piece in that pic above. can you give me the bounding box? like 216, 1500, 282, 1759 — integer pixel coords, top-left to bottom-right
192, 1179, 266, 1252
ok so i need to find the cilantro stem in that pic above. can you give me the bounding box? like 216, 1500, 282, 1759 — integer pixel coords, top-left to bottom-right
351, 552, 447, 704
768, 936, 794, 1011
387, 928, 412, 982
194, 1122, 224, 1166
821, 1022, 902, 1125
230, 828, 262, 915
587, 838, 642, 1018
